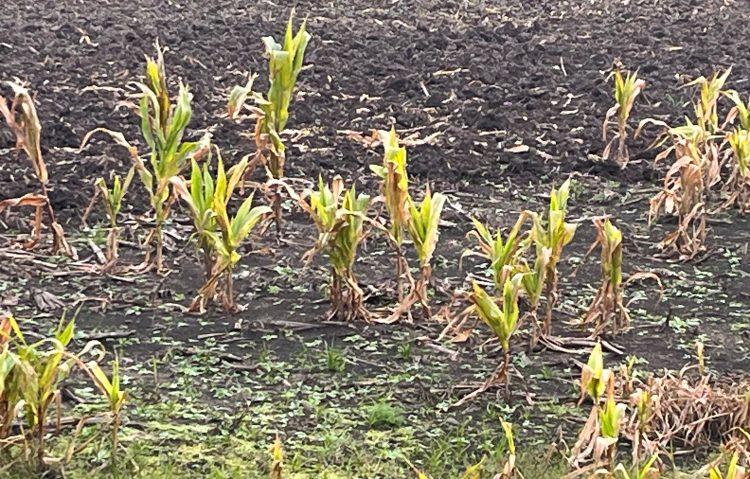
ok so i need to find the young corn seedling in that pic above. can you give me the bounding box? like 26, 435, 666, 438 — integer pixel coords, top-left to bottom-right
82, 45, 210, 271
400, 186, 446, 319
299, 176, 371, 321
499, 418, 517, 479
519, 245, 551, 345
598, 377, 626, 467
0, 313, 19, 442
725, 90, 750, 130
268, 433, 283, 479
173, 153, 271, 312
228, 12, 310, 233
582, 218, 629, 335
90, 168, 135, 270
610, 455, 660, 479
724, 128, 750, 212
706, 452, 747, 479
462, 212, 528, 291
0, 81, 74, 257
457, 274, 523, 405
1, 313, 100, 470
603, 68, 645, 168
689, 68, 731, 135
530, 179, 576, 337
370, 128, 410, 302
572, 343, 623, 469
171, 158, 219, 284
86, 355, 126, 463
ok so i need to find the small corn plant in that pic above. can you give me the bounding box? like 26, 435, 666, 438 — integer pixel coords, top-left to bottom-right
86, 355, 127, 463
725, 90, 750, 130
470, 273, 524, 390
519, 245, 551, 344
572, 343, 623, 469
499, 418, 517, 479
462, 212, 528, 291
580, 342, 609, 405
173, 154, 271, 312
689, 68, 731, 135
171, 158, 219, 284
611, 455, 660, 479
598, 378, 625, 467
370, 128, 410, 301
707, 452, 746, 479
268, 433, 284, 479
0, 81, 74, 256
0, 313, 19, 441
300, 176, 371, 321
603, 68, 645, 168
82, 46, 210, 271
1, 313, 92, 470
530, 179, 577, 337
725, 129, 750, 212
583, 218, 629, 334
228, 12, 311, 232
92, 168, 135, 269
403, 187, 446, 318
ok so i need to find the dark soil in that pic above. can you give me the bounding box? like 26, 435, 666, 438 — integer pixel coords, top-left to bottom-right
1, 0, 750, 477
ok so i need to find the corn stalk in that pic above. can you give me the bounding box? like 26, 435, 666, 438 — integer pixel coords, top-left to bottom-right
299, 176, 371, 321
724, 128, 750, 213
370, 128, 410, 303
462, 212, 528, 291
603, 69, 645, 168
531, 179, 576, 337
583, 218, 629, 335
644, 124, 715, 260
0, 81, 74, 257
92, 168, 135, 270
228, 12, 310, 233
173, 153, 271, 312
454, 274, 523, 406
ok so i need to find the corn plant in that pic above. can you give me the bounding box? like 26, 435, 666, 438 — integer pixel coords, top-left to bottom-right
598, 380, 625, 466
0, 313, 19, 442
708, 452, 746, 479
470, 274, 524, 390
603, 69, 645, 168
0, 81, 74, 257
269, 433, 283, 479
572, 344, 623, 469
724, 128, 750, 212
299, 176, 371, 321
0, 313, 97, 470
611, 455, 660, 479
499, 418, 517, 479
228, 12, 310, 232
92, 168, 135, 269
403, 187, 446, 318
689, 68, 731, 135
86, 355, 126, 463
171, 158, 218, 283
647, 129, 711, 259
581, 342, 610, 405
725, 90, 750, 130
463, 213, 528, 291
173, 154, 271, 312
519, 246, 551, 344
82, 46, 210, 271
370, 128, 410, 301
583, 218, 629, 334
530, 179, 576, 337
